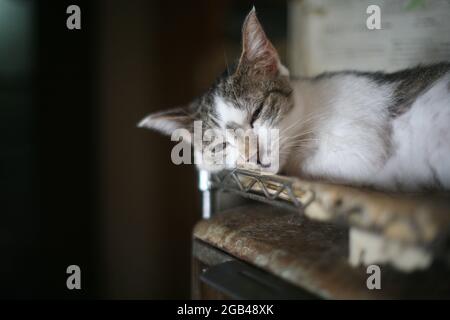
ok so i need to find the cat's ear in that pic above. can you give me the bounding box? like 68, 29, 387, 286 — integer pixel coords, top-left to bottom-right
238, 7, 288, 76
138, 107, 195, 136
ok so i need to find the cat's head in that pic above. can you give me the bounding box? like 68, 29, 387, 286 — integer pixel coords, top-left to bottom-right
139, 8, 293, 173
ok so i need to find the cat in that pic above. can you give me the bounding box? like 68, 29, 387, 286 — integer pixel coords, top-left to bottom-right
139, 8, 450, 192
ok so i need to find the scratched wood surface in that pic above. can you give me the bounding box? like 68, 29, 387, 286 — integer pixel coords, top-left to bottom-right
194, 204, 450, 299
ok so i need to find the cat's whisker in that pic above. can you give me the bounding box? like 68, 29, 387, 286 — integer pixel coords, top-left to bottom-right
282, 139, 320, 147
271, 132, 316, 150
282, 131, 316, 140
279, 109, 332, 135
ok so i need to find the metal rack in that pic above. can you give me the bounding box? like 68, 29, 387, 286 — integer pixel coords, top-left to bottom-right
197, 168, 450, 272
199, 169, 317, 219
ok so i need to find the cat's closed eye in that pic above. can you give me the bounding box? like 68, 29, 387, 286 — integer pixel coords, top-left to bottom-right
251, 103, 263, 127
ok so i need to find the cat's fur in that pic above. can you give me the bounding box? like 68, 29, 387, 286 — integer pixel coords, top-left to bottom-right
139, 8, 450, 191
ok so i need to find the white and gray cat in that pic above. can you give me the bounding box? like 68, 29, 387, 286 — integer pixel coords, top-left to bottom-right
139, 8, 450, 191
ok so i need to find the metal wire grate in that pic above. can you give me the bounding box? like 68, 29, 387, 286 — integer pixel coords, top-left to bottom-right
209, 169, 315, 213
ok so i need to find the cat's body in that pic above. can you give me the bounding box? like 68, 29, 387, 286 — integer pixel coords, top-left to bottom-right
139, 8, 450, 191
284, 66, 450, 191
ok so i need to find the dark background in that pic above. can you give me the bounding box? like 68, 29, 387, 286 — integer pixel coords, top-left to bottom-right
0, 0, 286, 298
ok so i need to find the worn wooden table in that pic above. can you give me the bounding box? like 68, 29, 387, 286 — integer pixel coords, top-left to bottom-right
192, 204, 450, 299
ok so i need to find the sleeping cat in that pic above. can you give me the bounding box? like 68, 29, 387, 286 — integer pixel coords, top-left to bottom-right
139, 8, 450, 191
